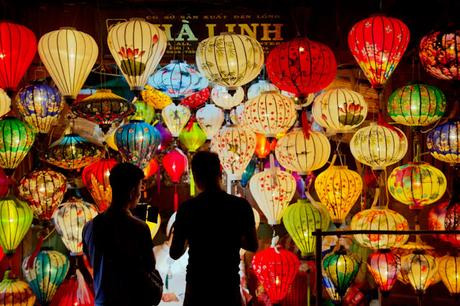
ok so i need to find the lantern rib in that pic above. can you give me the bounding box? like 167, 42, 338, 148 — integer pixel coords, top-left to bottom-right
232, 34, 244, 85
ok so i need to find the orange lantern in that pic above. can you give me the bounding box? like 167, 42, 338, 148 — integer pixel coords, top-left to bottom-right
81, 158, 117, 212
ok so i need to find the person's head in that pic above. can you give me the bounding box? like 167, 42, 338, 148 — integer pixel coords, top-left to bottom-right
109, 162, 145, 210
191, 151, 222, 191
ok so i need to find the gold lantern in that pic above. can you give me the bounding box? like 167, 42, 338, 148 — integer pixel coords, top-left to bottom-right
38, 28, 98, 104
0, 88, 11, 117
107, 18, 167, 91
161, 103, 191, 137
400, 250, 438, 294
438, 255, 460, 296
141, 85, 172, 110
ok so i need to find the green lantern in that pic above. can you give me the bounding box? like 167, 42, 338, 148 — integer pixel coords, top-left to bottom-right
0, 195, 33, 255
0, 117, 35, 172
179, 122, 207, 153
282, 199, 330, 257
130, 100, 155, 124
387, 84, 446, 126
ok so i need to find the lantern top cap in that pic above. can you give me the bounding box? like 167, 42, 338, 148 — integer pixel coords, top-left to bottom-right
59, 27, 77, 30
129, 17, 146, 22
170, 59, 187, 64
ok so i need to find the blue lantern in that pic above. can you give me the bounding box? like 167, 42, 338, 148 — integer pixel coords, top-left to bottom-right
241, 158, 256, 188
427, 120, 460, 165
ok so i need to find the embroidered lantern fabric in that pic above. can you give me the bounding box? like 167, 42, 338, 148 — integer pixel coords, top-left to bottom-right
107, 18, 167, 91
322, 247, 360, 298
400, 250, 438, 294
426, 120, 460, 165
196, 103, 224, 140
211, 85, 245, 110
181, 87, 210, 110
0, 89, 11, 118
196, 33, 264, 88
367, 250, 400, 293
348, 16, 410, 88
179, 122, 207, 152
141, 85, 172, 110
428, 201, 460, 247
161, 103, 191, 137
0, 271, 35, 306
82, 158, 117, 212
247, 80, 279, 99
438, 255, 460, 296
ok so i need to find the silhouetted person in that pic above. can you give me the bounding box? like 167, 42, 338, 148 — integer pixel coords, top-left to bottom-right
83, 163, 162, 306
170, 151, 258, 306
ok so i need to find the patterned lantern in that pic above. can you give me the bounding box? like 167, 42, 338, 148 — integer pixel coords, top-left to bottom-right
350, 123, 408, 170
427, 120, 460, 165
400, 250, 438, 294
115, 119, 161, 169
52, 197, 98, 255
211, 126, 256, 180
312, 88, 368, 133
348, 16, 410, 88
438, 255, 460, 296
249, 168, 296, 225
252, 246, 300, 304
150, 60, 208, 99
45, 132, 104, 170
254, 133, 272, 159
0, 195, 33, 255
230, 103, 245, 126
266, 37, 337, 98
282, 199, 330, 257
196, 103, 224, 140
0, 22, 36, 90
243, 91, 297, 138
18, 169, 67, 220
130, 100, 155, 124
162, 148, 188, 211
38, 28, 98, 103
275, 128, 331, 175
196, 33, 264, 88
0, 271, 35, 306
82, 158, 117, 212
351, 207, 409, 249
181, 87, 210, 110
211, 85, 245, 110
0, 168, 8, 198
388, 84, 446, 126
0, 117, 35, 172
0, 89, 10, 118
428, 201, 460, 248
179, 122, 207, 152
161, 103, 191, 137
51, 269, 94, 306
387, 162, 446, 209
107, 18, 167, 91
367, 250, 400, 293
141, 85, 172, 110
247, 80, 279, 99
23, 250, 69, 305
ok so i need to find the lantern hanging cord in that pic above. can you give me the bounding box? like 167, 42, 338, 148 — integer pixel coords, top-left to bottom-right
96, 0, 106, 87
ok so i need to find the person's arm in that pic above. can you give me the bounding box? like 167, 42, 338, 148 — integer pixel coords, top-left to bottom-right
241, 201, 258, 253
140, 223, 156, 272
170, 205, 188, 260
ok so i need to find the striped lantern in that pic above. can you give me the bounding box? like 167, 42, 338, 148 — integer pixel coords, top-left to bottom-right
427, 120, 460, 165
0, 271, 35, 306
322, 247, 360, 298
0, 89, 10, 118
211, 85, 245, 110
107, 18, 167, 91
400, 250, 438, 294
247, 80, 279, 99
196, 103, 224, 140
82, 158, 117, 212
161, 103, 191, 137
438, 255, 460, 296
367, 250, 400, 293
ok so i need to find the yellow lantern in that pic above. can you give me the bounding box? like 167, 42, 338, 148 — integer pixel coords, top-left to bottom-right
38, 28, 98, 104
312, 88, 368, 133
107, 18, 167, 91
0, 88, 11, 117
438, 255, 460, 296
196, 33, 264, 88
249, 168, 296, 225
179, 122, 207, 152
0, 196, 33, 255
104, 126, 118, 151
146, 211, 161, 239
350, 123, 408, 170
161, 103, 191, 137
141, 85, 172, 110
275, 128, 331, 175
400, 250, 438, 294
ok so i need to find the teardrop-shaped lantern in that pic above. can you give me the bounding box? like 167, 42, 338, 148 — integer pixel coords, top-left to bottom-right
0, 270, 36, 306
162, 148, 188, 184
438, 255, 460, 296
0, 89, 11, 118
130, 100, 155, 124
181, 87, 210, 110
348, 16, 410, 88
0, 117, 35, 172
210, 85, 245, 110
38, 28, 98, 104
18, 169, 67, 220
196, 103, 224, 140
367, 250, 400, 293
0, 22, 37, 90
427, 120, 460, 165
107, 18, 167, 91
179, 122, 207, 153
141, 85, 172, 110
82, 158, 117, 212
51, 269, 94, 306
400, 250, 438, 294
247, 80, 279, 99
161, 103, 191, 137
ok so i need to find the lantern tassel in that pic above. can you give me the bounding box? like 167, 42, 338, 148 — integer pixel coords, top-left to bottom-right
76, 268, 93, 304
174, 184, 179, 211
26, 235, 45, 269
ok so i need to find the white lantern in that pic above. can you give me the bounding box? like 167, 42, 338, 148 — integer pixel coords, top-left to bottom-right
196, 104, 224, 140
161, 103, 191, 137
230, 103, 246, 126
211, 85, 245, 110
247, 80, 279, 99
0, 88, 11, 117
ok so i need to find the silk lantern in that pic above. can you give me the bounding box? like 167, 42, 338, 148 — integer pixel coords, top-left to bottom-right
163, 148, 188, 210
181, 87, 210, 110
241, 158, 257, 188
249, 168, 296, 225
23, 250, 69, 306
0, 89, 11, 118
367, 250, 400, 294
107, 18, 167, 91
348, 16, 410, 88
428, 201, 460, 248
312, 88, 368, 133
51, 269, 94, 306
282, 199, 330, 257
266, 37, 337, 98
0, 195, 33, 255
179, 122, 207, 152
0, 22, 36, 90
52, 197, 98, 255
141, 85, 172, 110
130, 100, 155, 124
252, 246, 300, 304
161, 103, 191, 137
350, 123, 408, 170
0, 169, 8, 198
211, 85, 245, 110
427, 120, 460, 165
247, 80, 278, 99
400, 250, 438, 294
388, 84, 446, 126
438, 255, 460, 296
0, 271, 36, 306
18, 169, 67, 220
255, 133, 272, 159
115, 119, 161, 169
196, 103, 224, 140
38, 28, 98, 104
82, 158, 117, 212
196, 33, 264, 88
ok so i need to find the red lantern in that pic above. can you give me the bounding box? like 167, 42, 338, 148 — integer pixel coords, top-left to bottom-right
0, 22, 37, 90
0, 246, 4, 262
50, 270, 94, 306
81, 158, 117, 212
266, 37, 337, 98
252, 246, 300, 304
162, 148, 188, 210
348, 16, 410, 88
181, 87, 210, 110
0, 168, 8, 198
367, 250, 400, 294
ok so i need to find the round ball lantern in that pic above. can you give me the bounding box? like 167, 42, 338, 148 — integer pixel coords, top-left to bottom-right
0, 89, 11, 118
348, 16, 410, 88
266, 37, 337, 97
181, 87, 210, 110
196, 103, 224, 140
350, 123, 408, 170
82, 158, 117, 212
387, 84, 446, 126
52, 197, 98, 255
438, 255, 460, 296
179, 122, 207, 152
400, 250, 438, 294
0, 117, 36, 172
161, 103, 191, 137
51, 270, 94, 306
141, 85, 172, 110
18, 169, 67, 220
0, 271, 35, 306
252, 246, 300, 304
0, 22, 36, 90
107, 18, 167, 91
428, 201, 460, 248
247, 80, 279, 99
196, 33, 264, 88
210, 85, 245, 110
130, 99, 155, 124
367, 250, 400, 293
249, 168, 296, 225
350, 207, 409, 249
282, 199, 330, 257
243, 91, 297, 138
387, 162, 446, 209
427, 120, 460, 165
38, 28, 98, 103
312, 88, 368, 133
275, 128, 331, 175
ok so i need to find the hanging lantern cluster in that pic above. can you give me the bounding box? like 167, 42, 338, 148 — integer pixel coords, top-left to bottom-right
400, 250, 438, 294
427, 120, 460, 165
0, 271, 36, 306
367, 250, 400, 294
0, 89, 11, 118
161, 103, 191, 137
196, 103, 224, 140
82, 158, 117, 212
210, 85, 245, 110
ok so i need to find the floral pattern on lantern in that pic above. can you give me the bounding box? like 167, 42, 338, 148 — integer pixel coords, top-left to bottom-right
161, 103, 191, 137
82, 158, 117, 212
438, 255, 460, 296
367, 250, 400, 293
247, 80, 279, 99
181, 87, 210, 110
0, 271, 35, 306
400, 250, 438, 294
0, 117, 35, 171
211, 85, 245, 110
0, 89, 11, 118
196, 103, 224, 140
141, 85, 172, 110
179, 122, 207, 152
427, 120, 460, 164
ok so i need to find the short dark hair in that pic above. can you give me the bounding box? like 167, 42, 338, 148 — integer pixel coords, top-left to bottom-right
109, 162, 145, 206
191, 151, 222, 189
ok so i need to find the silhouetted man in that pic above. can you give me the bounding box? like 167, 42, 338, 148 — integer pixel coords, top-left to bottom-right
170, 151, 258, 306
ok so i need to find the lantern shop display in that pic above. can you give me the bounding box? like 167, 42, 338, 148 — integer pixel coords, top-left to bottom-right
247, 80, 279, 99
181, 87, 210, 110
161, 103, 191, 137
51, 269, 94, 306
130, 99, 155, 124
82, 158, 117, 211
0, 271, 35, 306
141, 85, 172, 110
162, 148, 188, 210
367, 250, 400, 294
400, 250, 438, 294
0, 89, 11, 118
107, 18, 167, 91
428, 201, 460, 247
196, 103, 224, 140
179, 122, 207, 152
438, 255, 460, 296
210, 85, 245, 110
427, 120, 460, 165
